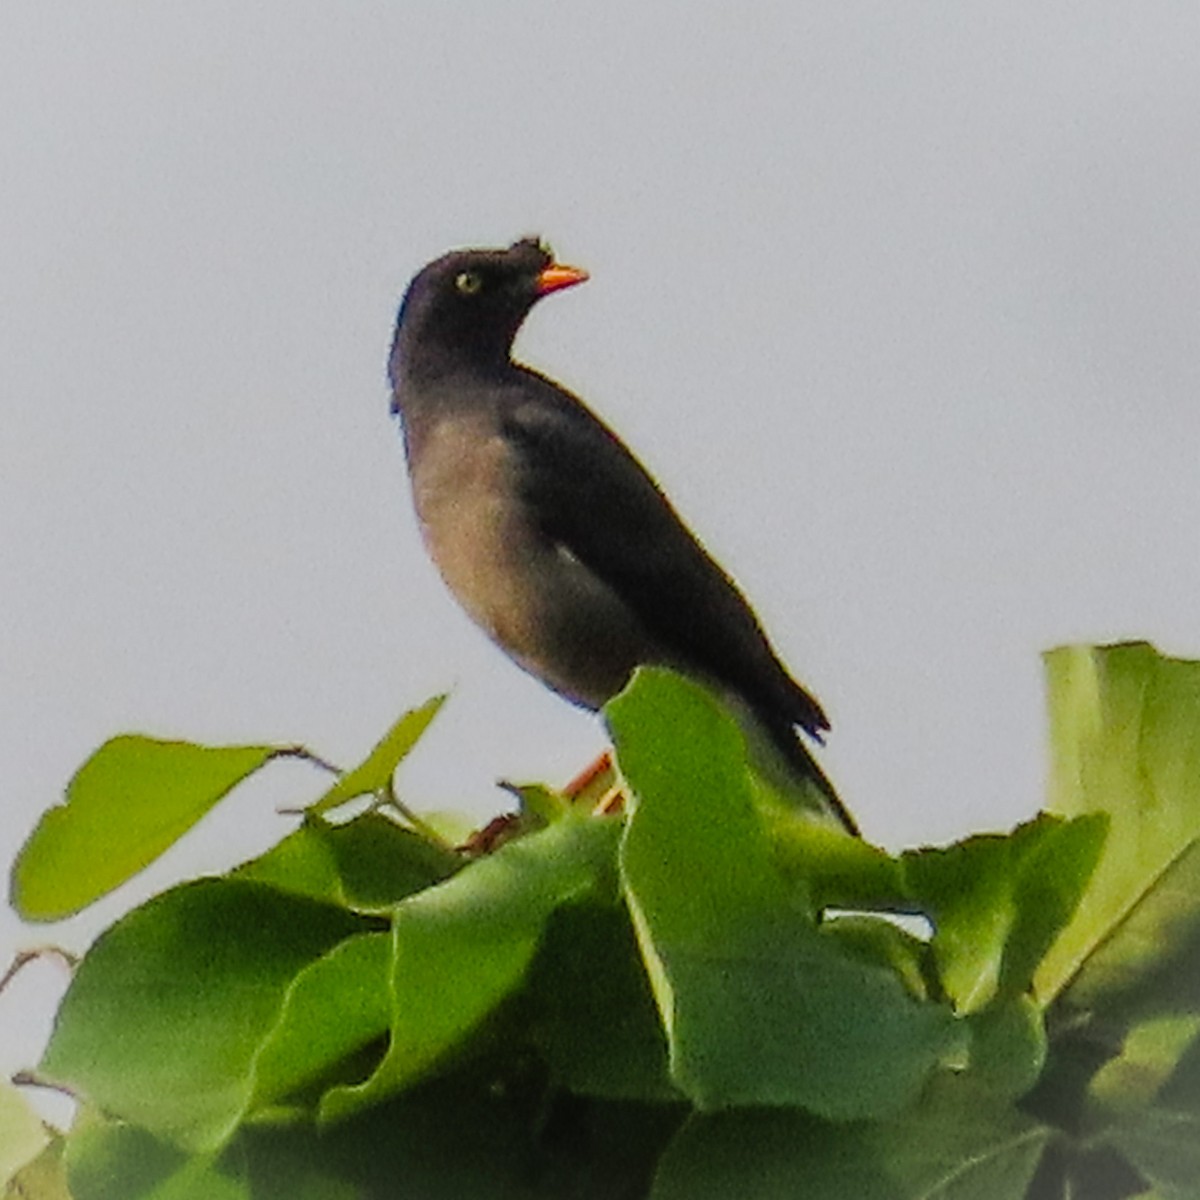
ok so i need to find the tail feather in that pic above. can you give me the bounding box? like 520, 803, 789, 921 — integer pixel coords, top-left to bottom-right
762, 716, 859, 836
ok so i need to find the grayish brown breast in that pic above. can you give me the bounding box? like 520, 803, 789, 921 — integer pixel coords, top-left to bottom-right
406, 407, 666, 709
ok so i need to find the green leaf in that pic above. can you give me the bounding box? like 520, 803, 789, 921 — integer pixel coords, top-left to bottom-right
294, 1064, 676, 1199
1070, 843, 1200, 1023
1088, 1016, 1200, 1119
902, 813, 1107, 1012
308, 696, 446, 815
609, 668, 963, 1120
877, 1077, 1053, 1199
320, 813, 622, 1123
64, 1120, 363, 1200
651, 1078, 1052, 1200
234, 812, 458, 912
3, 1137, 70, 1200
240, 1134, 364, 1200
501, 781, 571, 826
1108, 1107, 1200, 1199
964, 995, 1048, 1100
11, 737, 277, 921
818, 913, 934, 1002
768, 813, 909, 913
0, 1082, 50, 1189
65, 1123, 191, 1200
1037, 644, 1200, 1008
1157, 1021, 1200, 1111
247, 932, 392, 1118
526, 899, 678, 1101
40, 879, 365, 1151
649, 1110, 895, 1200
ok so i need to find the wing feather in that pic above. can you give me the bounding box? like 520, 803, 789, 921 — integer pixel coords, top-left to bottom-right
502, 370, 829, 738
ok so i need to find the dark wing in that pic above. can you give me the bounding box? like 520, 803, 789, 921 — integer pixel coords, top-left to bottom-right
502, 369, 829, 739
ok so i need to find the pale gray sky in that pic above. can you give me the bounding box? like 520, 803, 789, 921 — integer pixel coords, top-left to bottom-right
5, 4, 1200, 1089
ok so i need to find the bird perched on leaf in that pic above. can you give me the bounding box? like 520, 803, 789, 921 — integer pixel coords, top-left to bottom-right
388, 237, 855, 834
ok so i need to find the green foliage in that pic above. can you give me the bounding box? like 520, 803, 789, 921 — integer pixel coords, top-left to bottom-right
611, 674, 964, 1118
11, 738, 278, 921
306, 695, 446, 817
0, 1082, 51, 1190
5, 641, 1200, 1197
1039, 643, 1200, 1010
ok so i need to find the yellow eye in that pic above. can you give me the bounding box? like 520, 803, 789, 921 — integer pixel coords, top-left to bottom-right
455, 271, 484, 295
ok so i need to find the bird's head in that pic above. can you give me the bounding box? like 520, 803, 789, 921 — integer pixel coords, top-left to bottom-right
389, 237, 588, 386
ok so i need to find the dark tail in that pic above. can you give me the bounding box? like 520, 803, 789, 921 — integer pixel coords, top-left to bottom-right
764, 719, 860, 837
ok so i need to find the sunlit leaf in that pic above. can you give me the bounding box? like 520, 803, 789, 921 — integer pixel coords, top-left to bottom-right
320, 813, 622, 1123
1088, 1015, 1200, 1119
902, 813, 1107, 1012
1038, 644, 1200, 1008
0, 1081, 50, 1188
308, 696, 446, 815
40, 880, 365, 1151
247, 932, 392, 1119
3, 1137, 71, 1200
12, 737, 277, 920
610, 668, 963, 1120
234, 812, 458, 912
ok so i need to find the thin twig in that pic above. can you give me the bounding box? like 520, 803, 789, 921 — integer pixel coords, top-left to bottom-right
11, 1069, 77, 1100
379, 779, 456, 851
0, 947, 78, 996
272, 744, 343, 776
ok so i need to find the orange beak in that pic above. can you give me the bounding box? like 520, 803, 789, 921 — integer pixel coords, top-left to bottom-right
535, 262, 589, 296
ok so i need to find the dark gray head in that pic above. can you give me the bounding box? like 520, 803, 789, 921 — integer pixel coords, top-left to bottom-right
389, 237, 588, 389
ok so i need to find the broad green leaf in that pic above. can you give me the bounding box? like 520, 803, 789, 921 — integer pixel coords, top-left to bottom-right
1085, 1019, 1200, 1191
240, 1134, 364, 1200
1108, 1107, 1200, 1199
308, 696, 446, 815
40, 879, 364, 1151
964, 995, 1048, 1099
0, 1081, 50, 1188
526, 899, 678, 1101
1038, 644, 1200, 1007
877, 1076, 1053, 1199
247, 932, 392, 1118
818, 914, 934, 1001
139, 1157, 248, 1200
235, 812, 458, 912
320, 813, 622, 1123
1067, 842, 1200, 1020
12, 737, 277, 921
768, 813, 909, 913
65, 1123, 190, 1200
610, 669, 963, 1120
649, 1110, 896, 1200
65, 1120, 361, 1200
651, 1078, 1052, 1200
306, 1064, 676, 1199
1158, 1022, 1200, 1111
3, 1138, 70, 1200
1088, 1016, 1200, 1119
902, 814, 1107, 1012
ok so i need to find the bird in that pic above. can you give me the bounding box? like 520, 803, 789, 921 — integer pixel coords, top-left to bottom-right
388, 237, 856, 834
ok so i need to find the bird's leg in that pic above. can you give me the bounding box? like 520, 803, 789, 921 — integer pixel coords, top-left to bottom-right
563, 750, 625, 814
